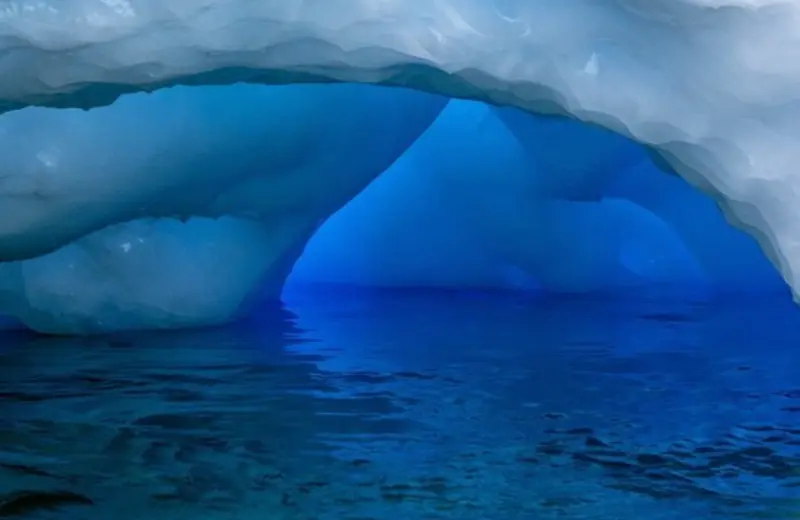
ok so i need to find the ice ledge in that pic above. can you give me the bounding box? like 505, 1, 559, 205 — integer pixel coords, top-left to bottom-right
2, 0, 800, 295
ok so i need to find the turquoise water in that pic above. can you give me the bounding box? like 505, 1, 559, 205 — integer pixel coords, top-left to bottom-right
1, 289, 799, 519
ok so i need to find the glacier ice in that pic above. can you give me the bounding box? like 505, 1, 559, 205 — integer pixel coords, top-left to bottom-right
0, 0, 798, 333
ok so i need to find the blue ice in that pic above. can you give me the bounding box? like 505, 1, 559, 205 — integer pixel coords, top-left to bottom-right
289, 99, 785, 297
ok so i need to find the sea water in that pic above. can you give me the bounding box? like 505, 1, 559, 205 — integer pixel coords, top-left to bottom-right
1, 289, 799, 519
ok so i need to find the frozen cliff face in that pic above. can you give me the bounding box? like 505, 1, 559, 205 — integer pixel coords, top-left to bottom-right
0, 0, 798, 332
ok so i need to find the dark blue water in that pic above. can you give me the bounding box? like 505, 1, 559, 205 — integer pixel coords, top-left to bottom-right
1, 289, 799, 519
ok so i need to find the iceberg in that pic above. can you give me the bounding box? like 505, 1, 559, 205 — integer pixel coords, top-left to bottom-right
0, 0, 797, 333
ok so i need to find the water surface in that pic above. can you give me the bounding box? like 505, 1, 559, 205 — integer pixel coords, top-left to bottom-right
1, 290, 799, 519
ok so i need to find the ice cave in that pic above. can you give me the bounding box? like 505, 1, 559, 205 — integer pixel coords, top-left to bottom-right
1, 1, 800, 519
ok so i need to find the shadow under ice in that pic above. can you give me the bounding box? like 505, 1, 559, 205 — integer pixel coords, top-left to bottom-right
0, 290, 799, 519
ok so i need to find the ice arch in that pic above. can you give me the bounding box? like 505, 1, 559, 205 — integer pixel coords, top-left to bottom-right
0, 0, 798, 333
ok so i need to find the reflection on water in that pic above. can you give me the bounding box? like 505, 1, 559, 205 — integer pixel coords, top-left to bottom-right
1, 290, 799, 519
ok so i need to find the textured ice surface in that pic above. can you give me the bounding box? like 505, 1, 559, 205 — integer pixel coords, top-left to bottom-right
0, 0, 799, 331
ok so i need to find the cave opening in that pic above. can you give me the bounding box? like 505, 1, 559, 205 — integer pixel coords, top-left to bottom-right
285, 92, 786, 302
0, 82, 791, 334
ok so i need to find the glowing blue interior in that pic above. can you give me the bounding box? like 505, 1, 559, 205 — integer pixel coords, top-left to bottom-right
287, 95, 784, 297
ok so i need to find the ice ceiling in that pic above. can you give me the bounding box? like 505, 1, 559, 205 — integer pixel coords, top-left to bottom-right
0, 0, 798, 333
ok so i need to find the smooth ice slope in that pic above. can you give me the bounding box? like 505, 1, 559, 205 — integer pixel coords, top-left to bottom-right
290, 100, 783, 294
0, 84, 445, 333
